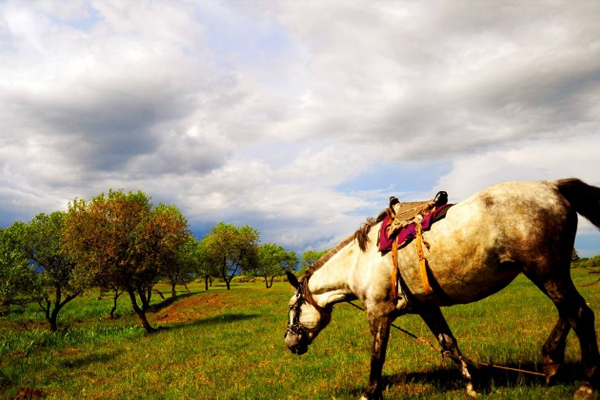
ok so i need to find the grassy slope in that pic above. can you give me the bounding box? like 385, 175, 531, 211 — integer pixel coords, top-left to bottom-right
1, 269, 599, 399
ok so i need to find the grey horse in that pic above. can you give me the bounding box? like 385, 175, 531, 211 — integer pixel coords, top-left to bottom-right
284, 178, 600, 399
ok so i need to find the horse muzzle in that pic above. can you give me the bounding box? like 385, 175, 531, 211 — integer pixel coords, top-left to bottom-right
285, 331, 308, 355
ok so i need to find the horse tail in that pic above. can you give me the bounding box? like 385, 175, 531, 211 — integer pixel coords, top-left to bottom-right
556, 178, 600, 229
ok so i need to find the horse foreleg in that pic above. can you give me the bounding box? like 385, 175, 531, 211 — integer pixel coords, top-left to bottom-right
361, 313, 392, 400
542, 317, 570, 384
419, 306, 478, 397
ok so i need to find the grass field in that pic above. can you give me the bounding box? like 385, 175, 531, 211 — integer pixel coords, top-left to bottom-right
1, 269, 600, 399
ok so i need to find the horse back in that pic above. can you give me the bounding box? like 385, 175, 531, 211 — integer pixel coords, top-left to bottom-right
396, 180, 577, 305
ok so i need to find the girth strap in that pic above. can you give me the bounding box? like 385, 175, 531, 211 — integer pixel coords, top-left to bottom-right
391, 239, 399, 299
414, 215, 432, 295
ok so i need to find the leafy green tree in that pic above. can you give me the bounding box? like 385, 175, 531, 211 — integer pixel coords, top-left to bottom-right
571, 248, 583, 268
583, 254, 600, 269
0, 223, 39, 315
201, 222, 259, 290
191, 237, 219, 291
63, 190, 190, 333
253, 243, 298, 288
299, 249, 328, 275
165, 236, 200, 297
572, 248, 580, 263
21, 212, 82, 331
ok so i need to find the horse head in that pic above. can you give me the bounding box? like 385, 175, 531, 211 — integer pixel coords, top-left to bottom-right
284, 271, 331, 355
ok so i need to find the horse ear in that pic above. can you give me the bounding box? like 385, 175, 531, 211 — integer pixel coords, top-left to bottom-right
286, 271, 300, 289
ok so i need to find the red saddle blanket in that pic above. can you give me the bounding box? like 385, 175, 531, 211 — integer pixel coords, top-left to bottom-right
378, 204, 453, 252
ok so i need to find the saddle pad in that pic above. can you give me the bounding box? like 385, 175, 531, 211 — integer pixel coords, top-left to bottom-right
378, 204, 453, 252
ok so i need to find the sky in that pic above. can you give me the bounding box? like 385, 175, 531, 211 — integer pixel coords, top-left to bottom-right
1, 0, 600, 256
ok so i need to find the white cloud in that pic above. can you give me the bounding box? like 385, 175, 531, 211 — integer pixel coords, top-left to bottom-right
435, 135, 600, 201
432, 134, 600, 251
1, 0, 600, 254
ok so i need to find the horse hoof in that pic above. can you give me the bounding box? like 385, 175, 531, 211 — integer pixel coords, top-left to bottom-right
573, 384, 594, 400
359, 394, 383, 400
466, 386, 479, 398
543, 362, 561, 385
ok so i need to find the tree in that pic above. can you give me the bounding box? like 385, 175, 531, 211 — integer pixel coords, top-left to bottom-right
0, 223, 39, 315
299, 249, 328, 275
63, 190, 190, 333
583, 254, 600, 269
191, 237, 219, 291
253, 244, 298, 288
201, 222, 259, 290
21, 212, 82, 331
165, 236, 199, 297
97, 282, 124, 319
572, 248, 581, 265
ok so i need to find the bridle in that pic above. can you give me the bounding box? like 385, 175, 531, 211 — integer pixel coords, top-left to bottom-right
284, 277, 330, 339
285, 288, 306, 338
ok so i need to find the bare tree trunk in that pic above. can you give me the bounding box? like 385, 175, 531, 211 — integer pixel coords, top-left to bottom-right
153, 289, 165, 301
126, 286, 156, 334
48, 310, 58, 332
171, 283, 177, 298
184, 283, 191, 294
222, 257, 231, 290
145, 286, 152, 309
48, 286, 62, 332
109, 289, 122, 319
38, 287, 80, 332
204, 276, 210, 291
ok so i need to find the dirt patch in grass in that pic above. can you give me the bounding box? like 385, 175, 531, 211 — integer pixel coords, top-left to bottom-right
151, 291, 274, 325
151, 293, 241, 324
6, 320, 46, 332
13, 386, 45, 399
58, 348, 82, 357
6, 350, 29, 359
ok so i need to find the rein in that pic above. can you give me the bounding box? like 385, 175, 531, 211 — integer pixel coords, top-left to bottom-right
344, 301, 545, 378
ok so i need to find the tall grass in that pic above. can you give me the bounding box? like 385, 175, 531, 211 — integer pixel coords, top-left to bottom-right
1, 270, 599, 399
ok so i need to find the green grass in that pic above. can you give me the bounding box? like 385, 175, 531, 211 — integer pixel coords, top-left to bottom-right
1, 270, 599, 399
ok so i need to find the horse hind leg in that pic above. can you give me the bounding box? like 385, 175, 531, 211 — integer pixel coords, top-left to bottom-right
524, 269, 600, 399
419, 306, 478, 397
542, 317, 570, 385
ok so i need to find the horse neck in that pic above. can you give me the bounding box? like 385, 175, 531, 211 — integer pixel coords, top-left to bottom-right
306, 241, 356, 308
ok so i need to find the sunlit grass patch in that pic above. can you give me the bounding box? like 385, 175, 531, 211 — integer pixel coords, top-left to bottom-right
1, 272, 599, 399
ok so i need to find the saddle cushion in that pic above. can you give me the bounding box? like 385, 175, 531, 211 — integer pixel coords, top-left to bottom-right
378, 204, 453, 252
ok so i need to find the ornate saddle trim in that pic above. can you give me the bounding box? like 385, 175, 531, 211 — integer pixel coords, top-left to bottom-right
381, 191, 450, 298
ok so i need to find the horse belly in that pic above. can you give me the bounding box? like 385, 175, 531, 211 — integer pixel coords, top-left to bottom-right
398, 205, 523, 305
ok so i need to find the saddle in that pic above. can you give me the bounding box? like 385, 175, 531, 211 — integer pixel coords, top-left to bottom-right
378, 191, 450, 303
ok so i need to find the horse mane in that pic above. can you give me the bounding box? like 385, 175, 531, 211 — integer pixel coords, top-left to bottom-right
300, 234, 356, 283
354, 210, 388, 252
301, 210, 387, 283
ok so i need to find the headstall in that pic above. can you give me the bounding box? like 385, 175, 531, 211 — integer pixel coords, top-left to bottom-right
284, 277, 330, 338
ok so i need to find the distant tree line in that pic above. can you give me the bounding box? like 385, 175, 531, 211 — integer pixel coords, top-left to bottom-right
0, 189, 332, 334
572, 248, 600, 269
